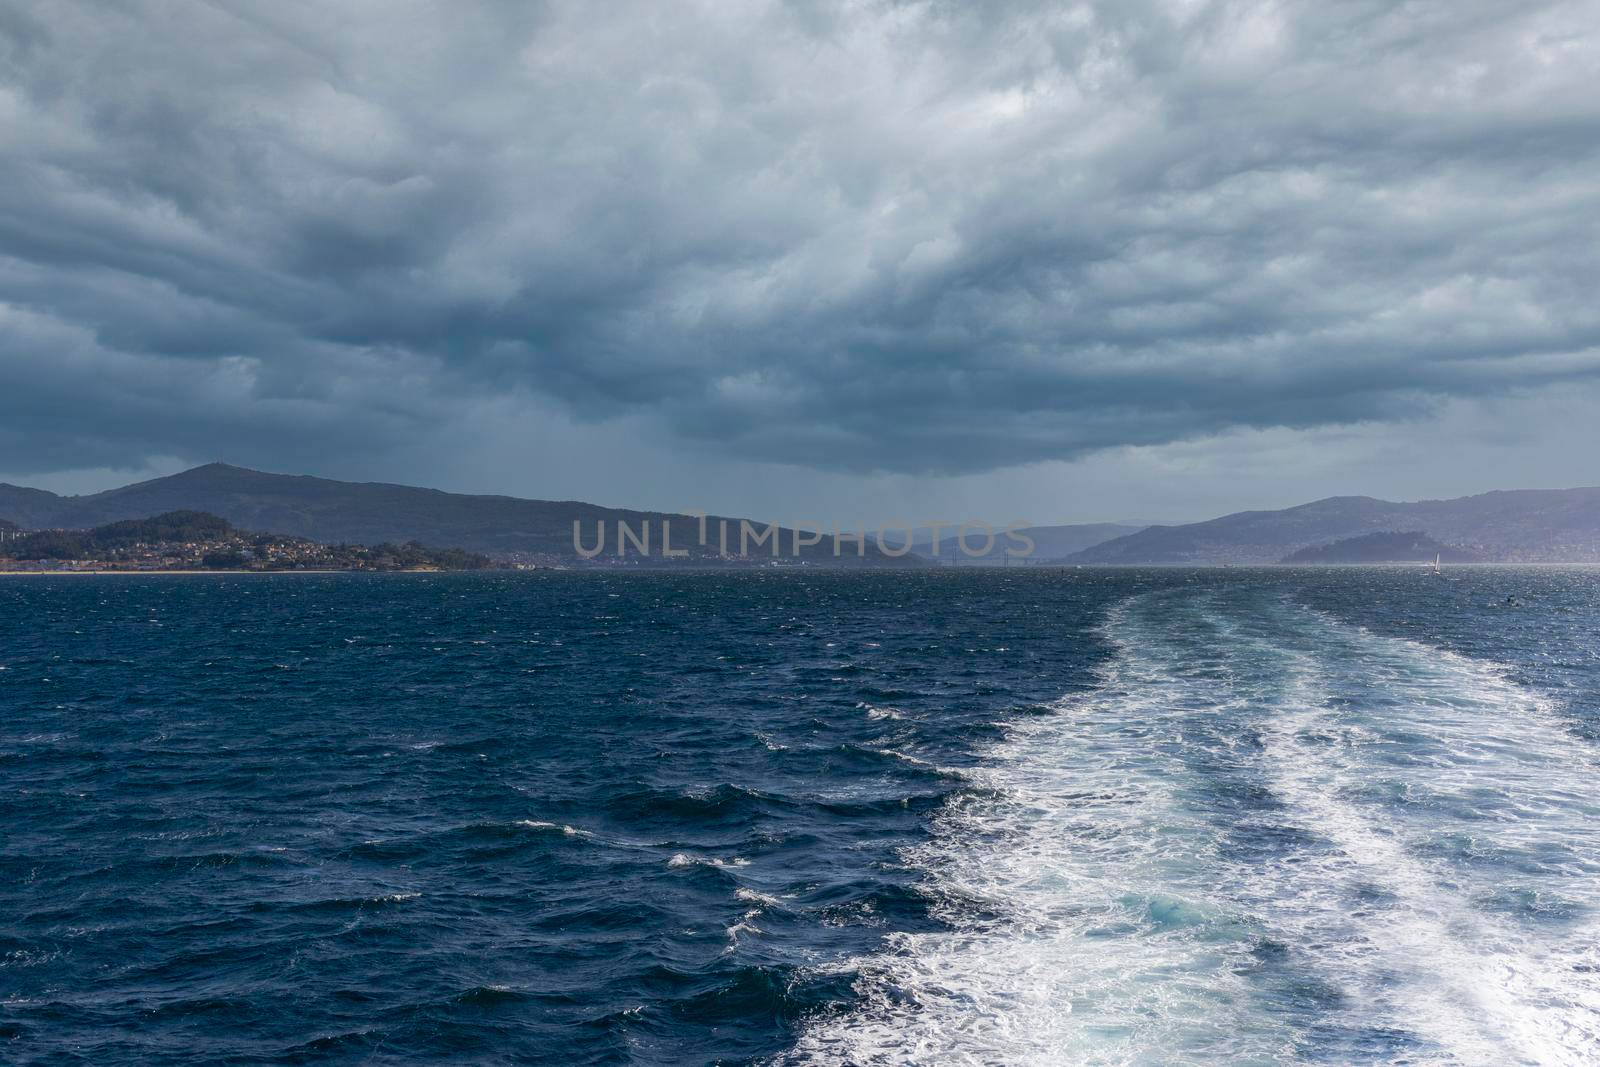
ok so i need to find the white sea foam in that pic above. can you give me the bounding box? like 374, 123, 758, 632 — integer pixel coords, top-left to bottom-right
515, 820, 591, 838
371, 891, 421, 904
726, 909, 765, 948
756, 732, 789, 751
667, 853, 750, 869
858, 702, 906, 721
787, 590, 1600, 1066
1240, 611, 1600, 1065
736, 887, 783, 906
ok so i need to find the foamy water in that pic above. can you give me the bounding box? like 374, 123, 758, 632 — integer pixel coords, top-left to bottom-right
789, 589, 1600, 1065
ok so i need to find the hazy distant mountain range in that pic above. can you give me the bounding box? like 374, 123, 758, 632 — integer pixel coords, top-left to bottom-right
5, 467, 1600, 565
909, 522, 1142, 562
0, 464, 908, 565
1069, 489, 1600, 564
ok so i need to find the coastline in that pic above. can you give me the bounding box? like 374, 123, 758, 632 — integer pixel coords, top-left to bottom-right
0, 568, 452, 576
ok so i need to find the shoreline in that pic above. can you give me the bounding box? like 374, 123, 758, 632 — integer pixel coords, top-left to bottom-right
0, 568, 455, 576
5, 561, 1600, 577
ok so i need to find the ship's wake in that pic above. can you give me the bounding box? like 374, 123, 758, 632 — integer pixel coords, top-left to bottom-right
787, 589, 1600, 1065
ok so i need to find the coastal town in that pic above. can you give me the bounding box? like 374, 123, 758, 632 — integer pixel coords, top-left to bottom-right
0, 512, 493, 573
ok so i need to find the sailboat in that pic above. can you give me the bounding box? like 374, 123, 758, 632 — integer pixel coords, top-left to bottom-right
1430, 553, 1442, 576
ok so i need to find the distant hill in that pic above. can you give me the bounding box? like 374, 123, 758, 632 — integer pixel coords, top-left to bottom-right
0, 464, 914, 565
1023, 523, 1145, 559
1070, 488, 1600, 564
1281, 531, 1485, 565
0, 484, 57, 528
909, 522, 1141, 562
93, 510, 236, 545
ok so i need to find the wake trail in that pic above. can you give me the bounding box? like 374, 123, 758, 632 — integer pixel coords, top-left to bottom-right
785, 588, 1600, 1066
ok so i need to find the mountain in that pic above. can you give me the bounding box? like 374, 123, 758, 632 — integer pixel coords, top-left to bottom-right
909, 522, 1141, 562
0, 465, 913, 564
0, 484, 62, 528
12, 469, 1599, 566
1070, 488, 1600, 564
1016, 523, 1145, 559
1281, 531, 1485, 565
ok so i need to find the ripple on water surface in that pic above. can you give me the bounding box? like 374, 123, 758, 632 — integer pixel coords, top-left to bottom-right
4, 568, 1600, 1064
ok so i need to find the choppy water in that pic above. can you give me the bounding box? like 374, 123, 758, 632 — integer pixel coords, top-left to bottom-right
3, 569, 1599, 1064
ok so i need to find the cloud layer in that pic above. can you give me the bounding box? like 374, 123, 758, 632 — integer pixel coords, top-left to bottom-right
3, 0, 1598, 480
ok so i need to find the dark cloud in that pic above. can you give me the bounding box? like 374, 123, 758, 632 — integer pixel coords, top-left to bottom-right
2, 0, 1598, 480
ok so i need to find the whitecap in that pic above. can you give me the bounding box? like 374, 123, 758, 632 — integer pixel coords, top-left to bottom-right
516, 820, 591, 838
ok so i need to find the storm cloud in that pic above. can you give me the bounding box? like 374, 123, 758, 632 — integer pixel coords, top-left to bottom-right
3, 0, 1599, 480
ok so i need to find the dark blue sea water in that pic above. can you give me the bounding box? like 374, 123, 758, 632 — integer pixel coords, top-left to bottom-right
3, 569, 1599, 1064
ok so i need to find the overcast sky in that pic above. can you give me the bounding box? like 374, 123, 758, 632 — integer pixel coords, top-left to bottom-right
3, 0, 1598, 525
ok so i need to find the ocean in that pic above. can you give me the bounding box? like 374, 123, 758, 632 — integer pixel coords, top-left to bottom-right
3, 568, 1598, 1064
